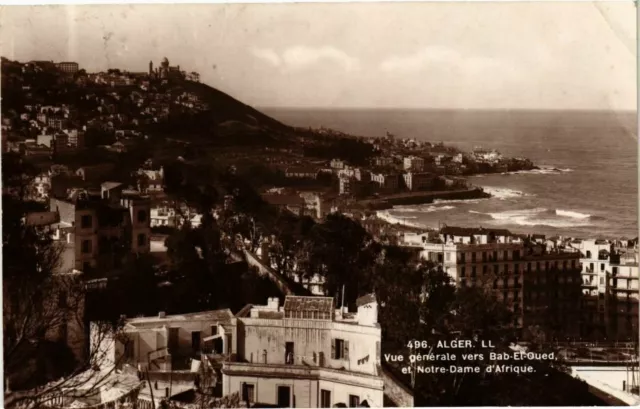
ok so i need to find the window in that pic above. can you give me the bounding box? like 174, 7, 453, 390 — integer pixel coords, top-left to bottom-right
482, 252, 487, 262
545, 262, 549, 271
527, 263, 531, 272
332, 338, 349, 360
285, 342, 294, 364
81, 240, 92, 254
349, 395, 360, 408
514, 264, 520, 273
211, 325, 218, 336
471, 253, 476, 263
460, 267, 466, 277
81, 215, 92, 229
494, 265, 499, 275
137, 233, 147, 247
601, 264, 605, 271
83, 262, 91, 272
318, 351, 325, 367
586, 251, 592, 258
460, 253, 466, 263
242, 383, 255, 403
321, 390, 331, 408
514, 250, 520, 260
58, 291, 67, 308
471, 267, 477, 278
492, 251, 498, 261
613, 267, 618, 275
263, 349, 267, 364
600, 277, 604, 285
445, 252, 451, 261
137, 209, 147, 223
503, 251, 508, 261
589, 263, 594, 272
482, 265, 488, 275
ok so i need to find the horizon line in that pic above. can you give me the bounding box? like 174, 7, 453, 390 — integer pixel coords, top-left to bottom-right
259, 106, 638, 113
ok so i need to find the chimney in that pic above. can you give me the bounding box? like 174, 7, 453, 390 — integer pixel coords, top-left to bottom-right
159, 311, 166, 319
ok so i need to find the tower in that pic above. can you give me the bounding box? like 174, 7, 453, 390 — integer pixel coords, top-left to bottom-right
149, 60, 153, 76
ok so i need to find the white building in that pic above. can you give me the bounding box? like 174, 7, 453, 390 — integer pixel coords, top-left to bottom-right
222, 295, 384, 408
576, 239, 639, 339
403, 156, 424, 172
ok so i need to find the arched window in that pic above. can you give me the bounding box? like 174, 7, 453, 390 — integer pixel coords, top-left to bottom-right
262, 349, 267, 364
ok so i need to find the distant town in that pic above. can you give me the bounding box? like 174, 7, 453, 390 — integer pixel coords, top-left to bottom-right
3, 57, 638, 409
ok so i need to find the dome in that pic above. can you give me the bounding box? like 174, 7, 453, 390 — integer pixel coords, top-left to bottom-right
161, 57, 169, 66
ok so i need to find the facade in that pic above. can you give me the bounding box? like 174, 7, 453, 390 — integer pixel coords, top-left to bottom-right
330, 159, 346, 170
576, 239, 639, 340
222, 295, 384, 408
113, 310, 236, 372
370, 172, 399, 193
285, 166, 319, 179
48, 185, 151, 277
403, 156, 424, 172
57, 61, 80, 74
403, 227, 583, 337
402, 172, 435, 191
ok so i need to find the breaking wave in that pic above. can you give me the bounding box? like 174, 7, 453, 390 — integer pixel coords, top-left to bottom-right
393, 204, 456, 213
376, 211, 426, 229
500, 166, 574, 176
468, 208, 604, 228
481, 186, 531, 200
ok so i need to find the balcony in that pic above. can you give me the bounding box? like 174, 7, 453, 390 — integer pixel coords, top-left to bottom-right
221, 361, 384, 390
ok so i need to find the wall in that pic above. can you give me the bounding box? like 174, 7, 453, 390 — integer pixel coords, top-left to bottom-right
239, 318, 380, 376
222, 365, 383, 408
381, 366, 414, 407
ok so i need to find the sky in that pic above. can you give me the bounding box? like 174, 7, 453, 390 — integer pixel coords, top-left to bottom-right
0, 2, 637, 110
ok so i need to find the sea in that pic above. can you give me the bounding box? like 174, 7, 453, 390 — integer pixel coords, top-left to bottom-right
263, 108, 638, 239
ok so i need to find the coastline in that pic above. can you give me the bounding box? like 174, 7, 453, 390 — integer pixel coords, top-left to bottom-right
357, 187, 491, 211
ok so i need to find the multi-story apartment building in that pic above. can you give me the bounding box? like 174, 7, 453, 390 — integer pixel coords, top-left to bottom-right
576, 239, 639, 340
48, 183, 151, 278
402, 172, 435, 191
222, 295, 384, 408
57, 61, 80, 74
403, 227, 582, 336
403, 156, 424, 172
370, 172, 399, 193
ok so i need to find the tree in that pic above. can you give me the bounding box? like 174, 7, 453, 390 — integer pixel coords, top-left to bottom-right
3, 191, 126, 407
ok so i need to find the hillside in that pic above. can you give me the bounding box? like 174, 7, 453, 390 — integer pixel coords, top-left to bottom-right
143, 80, 296, 145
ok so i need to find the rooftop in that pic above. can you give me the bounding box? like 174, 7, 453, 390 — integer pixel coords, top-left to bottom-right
126, 309, 234, 327
440, 226, 513, 237
283, 296, 334, 314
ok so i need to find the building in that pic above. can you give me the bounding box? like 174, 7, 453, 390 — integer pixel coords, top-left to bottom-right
370, 172, 399, 193
261, 193, 306, 216
473, 148, 502, 163
403, 227, 583, 337
47, 116, 65, 130
113, 309, 236, 372
372, 157, 394, 167
330, 159, 346, 170
48, 185, 151, 277
402, 172, 435, 191
222, 295, 384, 408
285, 166, 319, 179
57, 61, 79, 74
403, 156, 424, 172
52, 133, 73, 155
75, 163, 117, 182
152, 57, 184, 80
576, 239, 639, 340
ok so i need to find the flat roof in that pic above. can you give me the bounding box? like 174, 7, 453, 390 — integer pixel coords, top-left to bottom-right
126, 309, 234, 327
283, 296, 334, 314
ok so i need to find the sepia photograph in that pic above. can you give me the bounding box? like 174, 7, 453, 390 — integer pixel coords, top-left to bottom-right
0, 1, 638, 408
